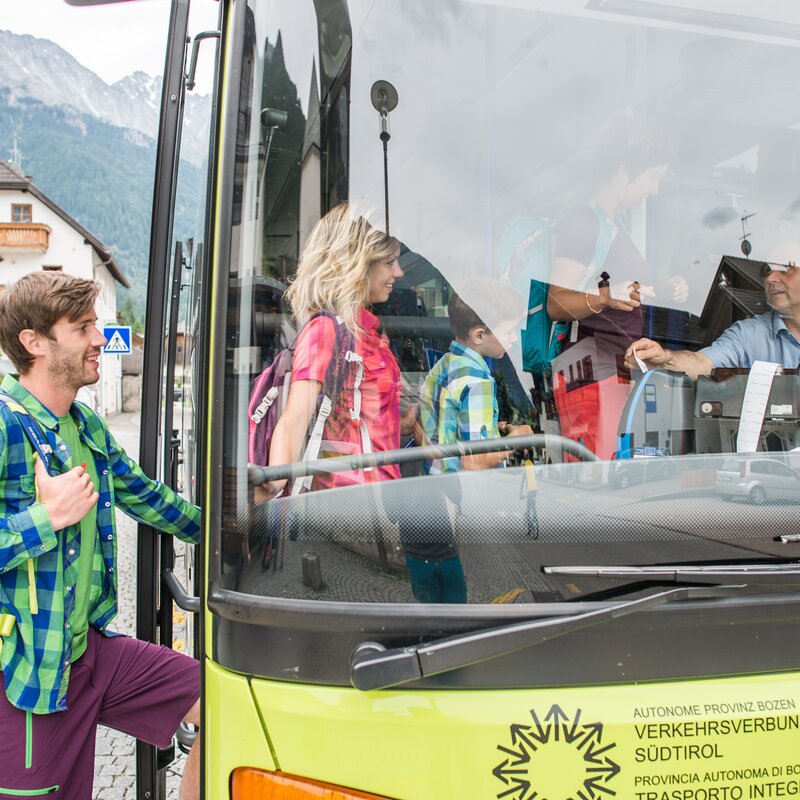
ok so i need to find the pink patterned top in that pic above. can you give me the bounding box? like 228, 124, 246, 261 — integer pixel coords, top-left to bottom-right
292, 306, 401, 490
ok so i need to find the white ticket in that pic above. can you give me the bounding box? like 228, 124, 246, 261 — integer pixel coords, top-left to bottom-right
736, 361, 781, 453
632, 346, 648, 373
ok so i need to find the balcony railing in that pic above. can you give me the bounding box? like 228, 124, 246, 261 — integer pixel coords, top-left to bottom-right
0, 223, 51, 252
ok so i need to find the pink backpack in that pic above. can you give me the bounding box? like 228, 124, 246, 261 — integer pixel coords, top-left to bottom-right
247, 311, 371, 493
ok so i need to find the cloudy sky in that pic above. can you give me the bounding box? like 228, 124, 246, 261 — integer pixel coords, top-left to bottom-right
2, 0, 219, 84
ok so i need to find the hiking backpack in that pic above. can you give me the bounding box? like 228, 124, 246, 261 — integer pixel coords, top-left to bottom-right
496, 207, 617, 373
247, 311, 371, 495
0, 392, 59, 622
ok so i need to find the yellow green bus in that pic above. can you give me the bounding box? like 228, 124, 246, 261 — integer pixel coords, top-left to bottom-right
74, 0, 800, 797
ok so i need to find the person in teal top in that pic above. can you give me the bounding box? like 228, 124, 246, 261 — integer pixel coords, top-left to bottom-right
0, 271, 202, 799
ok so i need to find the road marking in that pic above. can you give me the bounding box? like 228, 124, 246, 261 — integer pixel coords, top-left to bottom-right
490, 588, 525, 604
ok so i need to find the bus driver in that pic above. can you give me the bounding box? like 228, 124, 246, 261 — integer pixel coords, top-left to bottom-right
625, 254, 800, 377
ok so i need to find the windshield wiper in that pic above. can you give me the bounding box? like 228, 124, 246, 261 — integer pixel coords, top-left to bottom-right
544, 563, 800, 584
349, 585, 740, 691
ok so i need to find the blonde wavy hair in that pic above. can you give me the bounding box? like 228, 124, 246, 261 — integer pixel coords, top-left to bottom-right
286, 203, 400, 333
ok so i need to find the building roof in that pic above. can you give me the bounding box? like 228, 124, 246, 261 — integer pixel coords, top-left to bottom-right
302, 61, 321, 162
0, 161, 129, 288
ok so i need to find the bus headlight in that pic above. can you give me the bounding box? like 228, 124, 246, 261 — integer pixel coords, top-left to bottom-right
231, 768, 393, 799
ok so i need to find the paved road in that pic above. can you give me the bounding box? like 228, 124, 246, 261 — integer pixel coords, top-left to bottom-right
93, 411, 187, 800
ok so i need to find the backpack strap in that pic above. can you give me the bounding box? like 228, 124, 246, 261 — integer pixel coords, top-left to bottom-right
0, 393, 52, 618
291, 313, 365, 495
343, 350, 373, 468
574, 204, 618, 292
0, 394, 54, 473
569, 204, 620, 342
589, 204, 618, 276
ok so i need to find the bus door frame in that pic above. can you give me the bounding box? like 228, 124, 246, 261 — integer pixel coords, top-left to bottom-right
136, 1, 192, 797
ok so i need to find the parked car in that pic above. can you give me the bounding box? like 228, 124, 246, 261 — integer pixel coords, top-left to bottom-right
715, 456, 800, 504
609, 454, 674, 489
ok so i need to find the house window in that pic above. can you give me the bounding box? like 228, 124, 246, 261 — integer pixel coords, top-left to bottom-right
42, 265, 63, 272
11, 204, 32, 223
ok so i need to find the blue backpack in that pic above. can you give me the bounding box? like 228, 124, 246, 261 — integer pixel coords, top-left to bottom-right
496, 208, 616, 373
0, 392, 58, 622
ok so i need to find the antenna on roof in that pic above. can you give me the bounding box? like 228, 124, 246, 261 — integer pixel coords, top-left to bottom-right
740, 211, 755, 257
10, 133, 23, 170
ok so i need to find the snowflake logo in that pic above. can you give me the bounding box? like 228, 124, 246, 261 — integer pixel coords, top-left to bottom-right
492, 704, 620, 800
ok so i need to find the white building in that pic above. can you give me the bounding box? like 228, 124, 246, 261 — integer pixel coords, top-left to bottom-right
0, 160, 129, 415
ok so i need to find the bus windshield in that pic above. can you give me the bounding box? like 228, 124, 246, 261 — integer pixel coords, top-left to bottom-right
217, 0, 800, 607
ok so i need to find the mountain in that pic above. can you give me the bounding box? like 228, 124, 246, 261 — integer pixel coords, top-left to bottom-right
0, 29, 210, 164
0, 30, 210, 314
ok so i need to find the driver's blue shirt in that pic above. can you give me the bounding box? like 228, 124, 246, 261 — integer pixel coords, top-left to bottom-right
700, 311, 800, 369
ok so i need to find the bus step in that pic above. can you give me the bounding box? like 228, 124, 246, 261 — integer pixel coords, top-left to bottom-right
157, 741, 176, 770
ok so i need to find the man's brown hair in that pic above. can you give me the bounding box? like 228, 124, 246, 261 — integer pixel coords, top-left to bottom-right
0, 271, 101, 373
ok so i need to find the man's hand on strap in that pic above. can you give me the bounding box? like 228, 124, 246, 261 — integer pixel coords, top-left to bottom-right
34, 455, 99, 530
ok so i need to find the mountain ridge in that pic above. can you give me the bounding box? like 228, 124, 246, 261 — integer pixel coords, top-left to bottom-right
0, 28, 209, 164
0, 30, 209, 315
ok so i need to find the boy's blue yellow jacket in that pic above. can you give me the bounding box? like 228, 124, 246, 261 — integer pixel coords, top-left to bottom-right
0, 374, 200, 714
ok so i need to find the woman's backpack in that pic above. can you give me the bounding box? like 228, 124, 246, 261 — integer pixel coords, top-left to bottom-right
247, 311, 368, 494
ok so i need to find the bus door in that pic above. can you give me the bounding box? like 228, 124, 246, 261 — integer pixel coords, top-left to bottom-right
133, 0, 219, 796
204, 1, 800, 799
64, 0, 220, 794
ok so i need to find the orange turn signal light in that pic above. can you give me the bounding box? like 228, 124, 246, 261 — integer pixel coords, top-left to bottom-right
231, 768, 393, 800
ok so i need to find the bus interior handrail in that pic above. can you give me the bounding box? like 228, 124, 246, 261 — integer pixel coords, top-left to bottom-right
247, 433, 596, 486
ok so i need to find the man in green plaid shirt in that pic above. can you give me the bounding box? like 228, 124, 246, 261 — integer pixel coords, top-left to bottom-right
0, 272, 201, 799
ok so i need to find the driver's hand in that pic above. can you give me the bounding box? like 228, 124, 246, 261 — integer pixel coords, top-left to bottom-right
624, 338, 669, 370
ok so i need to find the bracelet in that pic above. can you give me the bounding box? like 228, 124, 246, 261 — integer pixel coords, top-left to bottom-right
585, 292, 602, 314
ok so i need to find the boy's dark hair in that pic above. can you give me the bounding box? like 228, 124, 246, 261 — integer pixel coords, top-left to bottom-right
0, 271, 100, 373
448, 277, 524, 339
593, 117, 674, 182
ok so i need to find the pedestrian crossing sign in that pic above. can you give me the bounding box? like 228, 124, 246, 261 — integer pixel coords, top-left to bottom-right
103, 325, 132, 355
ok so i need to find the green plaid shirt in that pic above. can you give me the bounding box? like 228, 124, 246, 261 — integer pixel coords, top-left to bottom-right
0, 375, 200, 714
419, 341, 500, 475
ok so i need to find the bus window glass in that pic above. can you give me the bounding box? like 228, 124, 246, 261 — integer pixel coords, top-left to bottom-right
219, 0, 800, 605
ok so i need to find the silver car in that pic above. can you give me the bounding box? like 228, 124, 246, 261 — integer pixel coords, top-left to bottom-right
715, 456, 800, 505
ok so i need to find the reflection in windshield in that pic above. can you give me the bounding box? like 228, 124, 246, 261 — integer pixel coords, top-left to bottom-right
221, 0, 800, 606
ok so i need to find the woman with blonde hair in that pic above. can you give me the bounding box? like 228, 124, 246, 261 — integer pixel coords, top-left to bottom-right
267, 203, 404, 494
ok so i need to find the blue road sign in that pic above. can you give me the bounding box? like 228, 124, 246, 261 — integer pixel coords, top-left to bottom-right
103, 325, 132, 355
